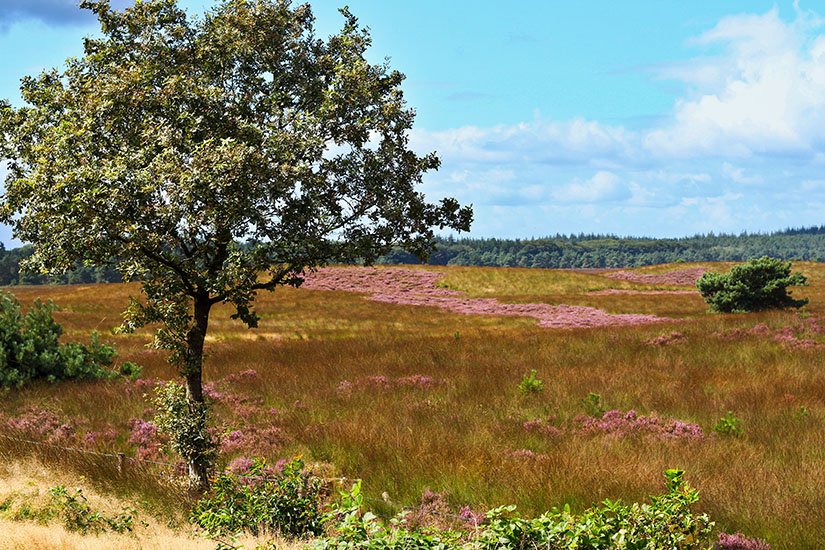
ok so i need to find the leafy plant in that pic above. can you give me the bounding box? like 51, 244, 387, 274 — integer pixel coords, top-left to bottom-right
696, 257, 808, 313
48, 486, 138, 534
314, 470, 716, 550
581, 392, 605, 417
517, 370, 543, 395
0, 291, 119, 388
154, 382, 219, 483
713, 412, 744, 438
191, 457, 324, 540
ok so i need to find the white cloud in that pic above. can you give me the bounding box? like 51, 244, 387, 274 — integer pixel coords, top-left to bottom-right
553, 171, 630, 203
645, 8, 825, 158
411, 116, 637, 168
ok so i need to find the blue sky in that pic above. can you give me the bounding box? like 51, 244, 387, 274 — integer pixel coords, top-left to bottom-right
1, 1, 824, 245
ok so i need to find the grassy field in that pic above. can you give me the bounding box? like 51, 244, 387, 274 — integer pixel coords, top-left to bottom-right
1, 262, 824, 549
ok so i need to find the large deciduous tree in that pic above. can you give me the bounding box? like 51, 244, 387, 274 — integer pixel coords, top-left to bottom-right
0, 0, 472, 488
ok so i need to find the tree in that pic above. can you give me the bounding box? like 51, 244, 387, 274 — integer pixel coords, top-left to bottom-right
0, 0, 472, 489
696, 256, 808, 313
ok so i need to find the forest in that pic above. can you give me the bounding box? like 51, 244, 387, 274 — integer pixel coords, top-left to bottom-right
3, 225, 825, 286
379, 225, 825, 268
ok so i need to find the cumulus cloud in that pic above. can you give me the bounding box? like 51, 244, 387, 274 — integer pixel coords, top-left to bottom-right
411, 116, 637, 168
410, 6, 825, 237
644, 7, 825, 158
553, 171, 630, 203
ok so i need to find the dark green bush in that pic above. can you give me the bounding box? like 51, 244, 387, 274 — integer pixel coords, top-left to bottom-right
0, 291, 118, 388
696, 257, 808, 313
191, 457, 325, 540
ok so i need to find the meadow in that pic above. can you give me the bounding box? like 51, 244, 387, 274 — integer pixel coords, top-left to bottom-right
2, 261, 825, 549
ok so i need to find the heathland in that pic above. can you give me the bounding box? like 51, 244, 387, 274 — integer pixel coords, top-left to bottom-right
1, 262, 824, 549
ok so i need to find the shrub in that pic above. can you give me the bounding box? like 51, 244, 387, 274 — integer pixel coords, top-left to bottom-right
314, 470, 716, 550
517, 370, 543, 395
0, 291, 118, 388
48, 486, 139, 534
191, 457, 324, 540
154, 382, 219, 483
696, 257, 808, 313
713, 412, 744, 438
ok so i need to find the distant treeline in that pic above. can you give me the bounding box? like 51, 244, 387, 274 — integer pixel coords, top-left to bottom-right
3, 225, 825, 286
0, 245, 122, 286
379, 226, 825, 269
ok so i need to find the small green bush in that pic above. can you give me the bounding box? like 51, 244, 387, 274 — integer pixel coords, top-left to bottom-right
696, 257, 808, 313
191, 457, 324, 540
48, 486, 139, 534
517, 370, 543, 395
314, 470, 715, 550
0, 291, 118, 388
713, 411, 744, 438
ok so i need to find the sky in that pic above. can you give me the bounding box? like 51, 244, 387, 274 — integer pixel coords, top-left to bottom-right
2, 1, 825, 246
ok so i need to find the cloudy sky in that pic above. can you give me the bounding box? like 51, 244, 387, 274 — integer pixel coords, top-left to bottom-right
2, 1, 825, 245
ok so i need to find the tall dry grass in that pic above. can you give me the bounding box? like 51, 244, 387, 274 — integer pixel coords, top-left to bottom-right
1, 262, 824, 548
0, 458, 304, 550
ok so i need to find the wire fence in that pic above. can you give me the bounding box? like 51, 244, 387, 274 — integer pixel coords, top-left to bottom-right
0, 431, 476, 524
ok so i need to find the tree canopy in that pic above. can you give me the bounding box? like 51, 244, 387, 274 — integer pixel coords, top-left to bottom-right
0, 0, 471, 487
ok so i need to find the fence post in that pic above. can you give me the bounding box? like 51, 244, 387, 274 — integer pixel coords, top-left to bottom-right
117, 453, 125, 475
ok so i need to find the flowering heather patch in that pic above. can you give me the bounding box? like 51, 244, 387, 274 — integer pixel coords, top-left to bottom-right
219, 425, 287, 454
643, 331, 687, 346
715, 532, 771, 550
225, 456, 287, 480
302, 267, 676, 329
576, 409, 704, 440
127, 417, 163, 459
301, 267, 462, 296
458, 505, 485, 527
337, 374, 446, 396
605, 267, 707, 286
522, 419, 564, 437
1, 406, 79, 443
404, 488, 455, 530
588, 289, 698, 295
716, 316, 825, 350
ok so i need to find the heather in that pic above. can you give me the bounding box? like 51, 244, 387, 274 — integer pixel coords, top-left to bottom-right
606, 267, 707, 285
302, 267, 675, 328
1, 261, 823, 548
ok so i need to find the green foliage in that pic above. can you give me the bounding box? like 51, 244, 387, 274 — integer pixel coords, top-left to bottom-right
0, 291, 118, 388
314, 471, 715, 550
191, 457, 324, 540
153, 382, 218, 477
713, 412, 744, 438
517, 370, 543, 395
379, 226, 825, 268
581, 392, 605, 417
48, 485, 139, 534
118, 361, 143, 380
0, 0, 470, 485
696, 256, 808, 313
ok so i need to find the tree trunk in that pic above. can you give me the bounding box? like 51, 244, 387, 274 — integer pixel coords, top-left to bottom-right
183, 294, 212, 492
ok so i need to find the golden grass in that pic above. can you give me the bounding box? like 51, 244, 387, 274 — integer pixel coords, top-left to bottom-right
0, 458, 307, 550
2, 262, 825, 548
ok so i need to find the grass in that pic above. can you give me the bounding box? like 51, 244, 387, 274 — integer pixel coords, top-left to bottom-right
0, 457, 305, 550
1, 262, 824, 548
